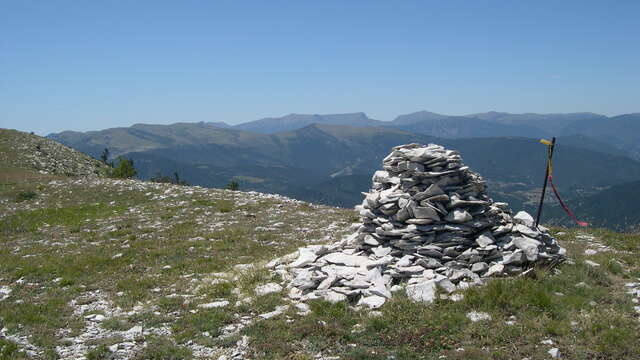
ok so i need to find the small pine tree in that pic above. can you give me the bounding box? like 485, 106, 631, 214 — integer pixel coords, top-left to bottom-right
100, 148, 110, 165
111, 157, 137, 179
225, 180, 239, 191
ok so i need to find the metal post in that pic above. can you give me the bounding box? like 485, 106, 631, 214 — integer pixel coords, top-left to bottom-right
535, 137, 556, 228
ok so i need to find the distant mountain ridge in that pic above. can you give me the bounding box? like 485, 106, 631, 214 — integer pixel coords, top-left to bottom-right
47, 121, 640, 216
233, 112, 384, 134
50, 110, 640, 161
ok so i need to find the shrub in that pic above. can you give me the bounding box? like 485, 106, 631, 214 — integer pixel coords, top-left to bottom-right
225, 181, 239, 191
110, 157, 137, 179
15, 191, 37, 202
100, 148, 110, 165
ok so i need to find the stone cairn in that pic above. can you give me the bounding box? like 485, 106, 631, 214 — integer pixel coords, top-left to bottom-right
284, 143, 566, 308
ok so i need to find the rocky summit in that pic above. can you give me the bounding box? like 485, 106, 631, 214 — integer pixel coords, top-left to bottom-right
282, 143, 566, 308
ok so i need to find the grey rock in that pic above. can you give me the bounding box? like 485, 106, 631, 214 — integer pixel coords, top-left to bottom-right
406, 280, 437, 303
291, 248, 318, 268
444, 209, 472, 224
255, 283, 283, 296
513, 211, 535, 227
475, 231, 495, 247
358, 295, 386, 308
411, 204, 441, 220
471, 262, 489, 273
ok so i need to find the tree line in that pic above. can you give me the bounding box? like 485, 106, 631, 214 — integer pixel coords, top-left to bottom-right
100, 148, 239, 190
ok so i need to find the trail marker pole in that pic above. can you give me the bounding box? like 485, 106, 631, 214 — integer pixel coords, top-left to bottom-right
535, 137, 556, 228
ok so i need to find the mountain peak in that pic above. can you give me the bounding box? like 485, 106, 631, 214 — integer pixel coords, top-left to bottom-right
233, 112, 382, 134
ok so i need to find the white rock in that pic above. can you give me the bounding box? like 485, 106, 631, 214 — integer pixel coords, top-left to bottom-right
126, 325, 143, 336
548, 348, 561, 358
198, 300, 229, 308
255, 283, 283, 296
584, 260, 600, 267
294, 302, 310, 315
484, 263, 504, 277
324, 291, 348, 303
512, 237, 540, 261
321, 253, 372, 267
372, 246, 392, 257
85, 314, 106, 322
513, 211, 535, 227
436, 278, 456, 294
406, 280, 436, 303
259, 305, 289, 319
466, 311, 492, 322
290, 248, 318, 268
358, 295, 386, 308
0, 286, 11, 301
444, 209, 472, 224
476, 232, 495, 247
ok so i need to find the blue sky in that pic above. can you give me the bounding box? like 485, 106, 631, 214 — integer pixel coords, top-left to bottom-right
1, 0, 639, 135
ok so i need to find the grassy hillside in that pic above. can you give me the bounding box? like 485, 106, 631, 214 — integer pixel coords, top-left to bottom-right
1, 129, 639, 359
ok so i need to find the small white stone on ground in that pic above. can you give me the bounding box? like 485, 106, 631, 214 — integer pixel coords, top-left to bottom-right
584, 260, 600, 267
126, 325, 143, 336
198, 300, 229, 309
466, 311, 492, 322
294, 302, 311, 315
259, 305, 289, 319
0, 286, 11, 301
548, 348, 561, 358
255, 283, 283, 296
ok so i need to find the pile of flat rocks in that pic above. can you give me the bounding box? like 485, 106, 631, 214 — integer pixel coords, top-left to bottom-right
283, 143, 566, 308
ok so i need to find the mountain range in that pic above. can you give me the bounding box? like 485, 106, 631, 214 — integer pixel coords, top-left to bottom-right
179, 110, 640, 160
45, 109, 640, 232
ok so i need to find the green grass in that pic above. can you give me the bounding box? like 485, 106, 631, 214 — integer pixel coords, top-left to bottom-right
86, 344, 115, 360
1, 203, 128, 235
172, 310, 234, 343
132, 337, 192, 360
0, 168, 353, 357
0, 339, 28, 360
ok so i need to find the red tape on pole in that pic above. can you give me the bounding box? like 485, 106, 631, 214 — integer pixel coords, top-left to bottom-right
548, 175, 589, 227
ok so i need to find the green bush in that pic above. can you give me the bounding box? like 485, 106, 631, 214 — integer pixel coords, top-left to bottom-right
15, 191, 37, 202
110, 157, 137, 179
225, 180, 239, 191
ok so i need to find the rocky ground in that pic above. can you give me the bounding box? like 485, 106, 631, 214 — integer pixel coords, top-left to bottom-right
1, 174, 639, 359
0, 129, 108, 178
